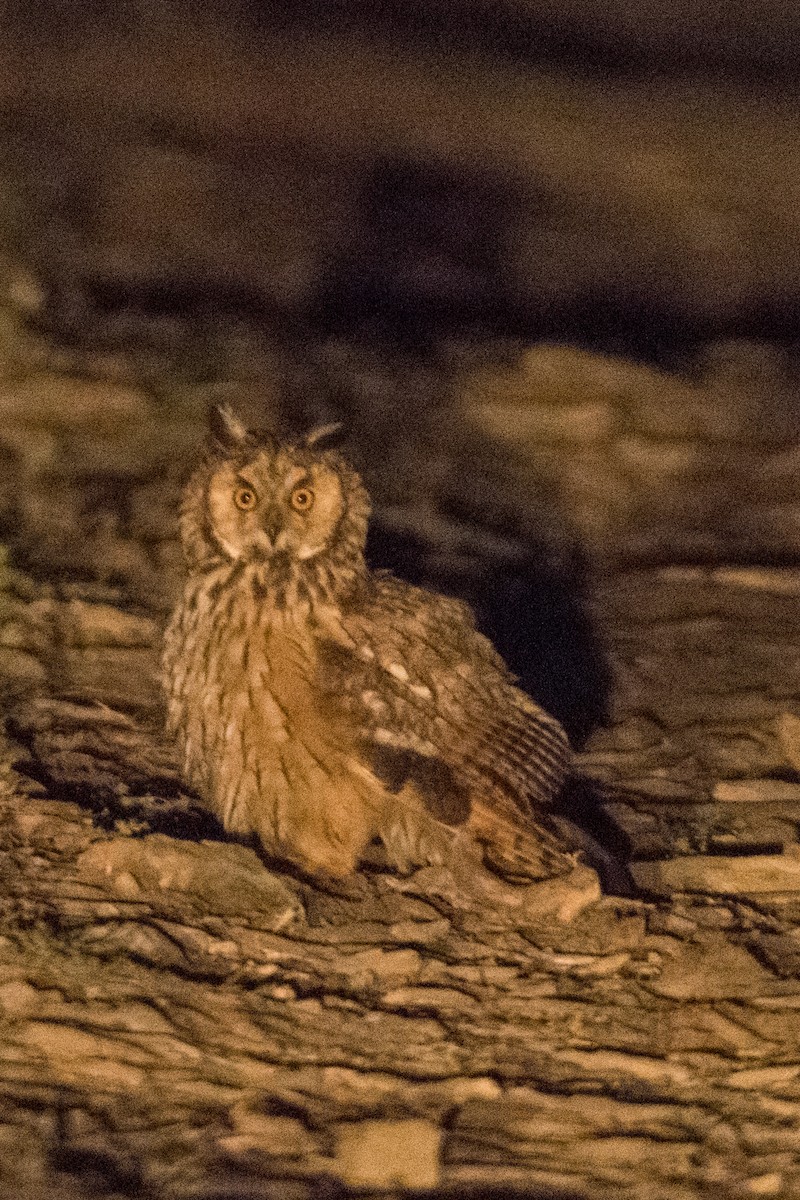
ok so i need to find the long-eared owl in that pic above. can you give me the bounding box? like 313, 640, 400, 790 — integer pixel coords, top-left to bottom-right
162, 403, 573, 879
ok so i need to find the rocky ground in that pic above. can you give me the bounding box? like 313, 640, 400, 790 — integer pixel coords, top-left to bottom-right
1, 289, 800, 1198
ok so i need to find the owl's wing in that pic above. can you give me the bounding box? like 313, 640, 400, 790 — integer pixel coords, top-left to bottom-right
319, 575, 573, 879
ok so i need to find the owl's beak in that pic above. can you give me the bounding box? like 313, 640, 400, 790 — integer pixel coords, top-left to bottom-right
262, 512, 283, 547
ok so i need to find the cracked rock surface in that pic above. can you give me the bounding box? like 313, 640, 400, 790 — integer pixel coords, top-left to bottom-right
0, 304, 799, 1199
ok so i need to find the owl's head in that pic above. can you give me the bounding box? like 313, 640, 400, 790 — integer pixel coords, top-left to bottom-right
180, 403, 370, 587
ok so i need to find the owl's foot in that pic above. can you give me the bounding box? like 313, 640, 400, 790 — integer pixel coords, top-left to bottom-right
379, 812, 458, 875
516, 861, 602, 923
442, 844, 601, 923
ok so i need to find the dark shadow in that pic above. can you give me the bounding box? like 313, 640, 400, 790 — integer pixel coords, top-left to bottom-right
366, 517, 613, 749
5, 700, 223, 843
555, 774, 635, 896
314, 156, 519, 348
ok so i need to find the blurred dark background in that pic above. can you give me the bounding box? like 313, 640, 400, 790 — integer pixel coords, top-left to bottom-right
3, 0, 800, 346
2, 0, 800, 744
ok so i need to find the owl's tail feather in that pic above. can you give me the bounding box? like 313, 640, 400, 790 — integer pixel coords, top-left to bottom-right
468, 793, 580, 883
376, 764, 579, 884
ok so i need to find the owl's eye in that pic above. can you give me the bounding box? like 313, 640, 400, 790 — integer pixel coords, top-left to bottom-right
290, 486, 315, 513
233, 485, 258, 511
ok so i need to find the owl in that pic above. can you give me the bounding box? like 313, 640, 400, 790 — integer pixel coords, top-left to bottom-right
161, 403, 574, 881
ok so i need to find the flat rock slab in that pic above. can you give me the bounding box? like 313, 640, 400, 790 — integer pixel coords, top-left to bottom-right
580, 566, 800, 877
712, 780, 800, 803
1, 349, 800, 1196
2, 785, 800, 1200
631, 849, 800, 896
77, 834, 302, 927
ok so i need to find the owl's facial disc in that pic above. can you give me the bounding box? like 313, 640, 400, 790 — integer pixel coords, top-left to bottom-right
206, 452, 346, 565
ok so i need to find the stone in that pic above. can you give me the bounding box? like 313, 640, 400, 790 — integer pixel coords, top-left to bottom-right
599, 572, 719, 625
655, 692, 778, 730
706, 832, 786, 856
577, 749, 650, 780
631, 848, 800, 896
695, 734, 786, 782
690, 902, 735, 929
775, 713, 800, 771
726, 1065, 800, 1091
77, 835, 301, 928
521, 899, 646, 956
467, 344, 677, 417
64, 601, 157, 649
712, 780, 800, 804
0, 375, 148, 427
468, 399, 613, 444
631, 383, 751, 440
517, 863, 602, 924
61, 647, 161, 713
334, 1119, 441, 1190
0, 425, 59, 477
0, 980, 39, 1017
646, 910, 698, 939
584, 716, 663, 754
748, 933, 800, 979
550, 449, 634, 547
712, 567, 800, 596
615, 778, 698, 802
126, 479, 182, 541
222, 1111, 317, 1158
616, 436, 701, 478
603, 803, 677, 861
697, 735, 786, 781
380, 985, 478, 1014
646, 937, 774, 1001
0, 620, 47, 654
5, 271, 45, 317
753, 446, 800, 501
338, 948, 422, 989
0, 646, 46, 690
738, 505, 800, 558
0, 307, 47, 377
741, 1174, 786, 1195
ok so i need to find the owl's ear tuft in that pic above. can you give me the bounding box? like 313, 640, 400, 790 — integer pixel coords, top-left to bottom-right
303, 422, 346, 451
208, 402, 252, 451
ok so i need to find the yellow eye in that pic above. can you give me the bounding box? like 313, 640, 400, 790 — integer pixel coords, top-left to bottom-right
234, 485, 258, 511
290, 486, 315, 513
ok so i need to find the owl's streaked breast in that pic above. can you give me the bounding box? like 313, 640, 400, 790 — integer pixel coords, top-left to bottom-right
162, 566, 382, 874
